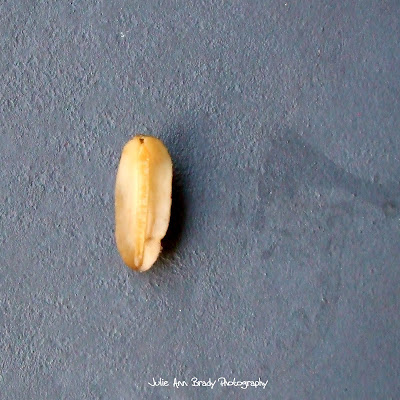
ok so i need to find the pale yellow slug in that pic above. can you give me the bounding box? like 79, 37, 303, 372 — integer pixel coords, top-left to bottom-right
115, 135, 172, 271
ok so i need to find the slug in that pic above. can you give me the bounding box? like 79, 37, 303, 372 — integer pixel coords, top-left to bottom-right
115, 135, 172, 271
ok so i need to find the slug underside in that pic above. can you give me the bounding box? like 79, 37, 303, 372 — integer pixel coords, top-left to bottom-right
115, 135, 173, 271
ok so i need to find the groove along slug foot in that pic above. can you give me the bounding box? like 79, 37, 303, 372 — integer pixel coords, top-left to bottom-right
115, 135, 173, 271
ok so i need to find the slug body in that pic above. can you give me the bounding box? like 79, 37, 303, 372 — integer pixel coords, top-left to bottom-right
115, 135, 172, 271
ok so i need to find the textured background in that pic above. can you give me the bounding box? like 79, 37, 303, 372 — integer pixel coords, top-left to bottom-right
1, 1, 399, 399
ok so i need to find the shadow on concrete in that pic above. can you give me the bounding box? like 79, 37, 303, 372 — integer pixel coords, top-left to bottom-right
259, 126, 399, 218
158, 112, 212, 264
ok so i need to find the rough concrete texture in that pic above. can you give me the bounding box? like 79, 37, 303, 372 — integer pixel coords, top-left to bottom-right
1, 0, 399, 399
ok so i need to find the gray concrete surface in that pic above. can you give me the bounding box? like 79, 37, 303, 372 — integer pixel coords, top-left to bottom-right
1, 1, 399, 399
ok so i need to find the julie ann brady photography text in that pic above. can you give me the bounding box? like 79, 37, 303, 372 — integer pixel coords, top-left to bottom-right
148, 377, 269, 390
